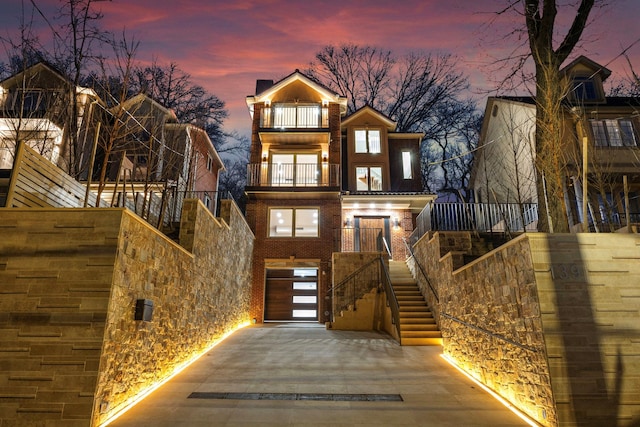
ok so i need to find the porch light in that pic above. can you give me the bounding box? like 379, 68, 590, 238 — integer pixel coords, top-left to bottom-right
344, 217, 352, 227
264, 100, 271, 107
322, 100, 329, 107
262, 152, 268, 162
393, 217, 400, 228
322, 153, 328, 162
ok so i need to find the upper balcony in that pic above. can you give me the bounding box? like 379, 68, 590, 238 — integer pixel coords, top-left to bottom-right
260, 103, 329, 129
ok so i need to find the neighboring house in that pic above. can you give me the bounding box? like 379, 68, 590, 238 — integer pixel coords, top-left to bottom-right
0, 62, 99, 172
0, 63, 225, 221
245, 70, 435, 323
165, 123, 225, 211
471, 56, 640, 232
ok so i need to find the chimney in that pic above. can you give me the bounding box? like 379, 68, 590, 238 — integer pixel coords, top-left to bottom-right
256, 79, 274, 95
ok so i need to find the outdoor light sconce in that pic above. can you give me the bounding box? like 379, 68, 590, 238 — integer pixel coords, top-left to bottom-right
322, 153, 328, 162
393, 217, 400, 228
344, 217, 352, 227
134, 299, 154, 322
262, 153, 268, 162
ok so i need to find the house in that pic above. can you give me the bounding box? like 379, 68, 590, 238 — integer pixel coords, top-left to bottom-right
0, 62, 99, 173
471, 56, 640, 232
245, 70, 435, 323
0, 63, 225, 223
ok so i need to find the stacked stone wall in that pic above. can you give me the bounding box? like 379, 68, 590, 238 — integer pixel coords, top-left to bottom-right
94, 200, 253, 425
412, 232, 557, 426
0, 201, 254, 427
412, 231, 640, 426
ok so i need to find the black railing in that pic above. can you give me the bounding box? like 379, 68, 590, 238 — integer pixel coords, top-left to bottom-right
328, 255, 402, 342
111, 189, 230, 228
410, 202, 539, 245
246, 163, 339, 187
260, 104, 329, 129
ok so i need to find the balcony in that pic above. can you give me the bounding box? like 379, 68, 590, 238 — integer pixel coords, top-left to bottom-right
260, 104, 329, 129
247, 163, 339, 188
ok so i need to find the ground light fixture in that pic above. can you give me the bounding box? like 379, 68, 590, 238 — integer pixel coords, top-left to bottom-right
441, 354, 540, 427
99, 321, 251, 426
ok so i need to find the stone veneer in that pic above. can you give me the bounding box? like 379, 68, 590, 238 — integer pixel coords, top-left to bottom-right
0, 199, 254, 427
412, 231, 640, 427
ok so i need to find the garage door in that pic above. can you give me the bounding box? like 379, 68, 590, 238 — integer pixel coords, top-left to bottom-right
264, 268, 318, 321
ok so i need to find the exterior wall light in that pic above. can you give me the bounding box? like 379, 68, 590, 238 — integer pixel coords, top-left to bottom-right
393, 217, 400, 228
134, 299, 154, 321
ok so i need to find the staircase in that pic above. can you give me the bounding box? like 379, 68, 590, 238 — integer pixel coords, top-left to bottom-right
388, 260, 442, 346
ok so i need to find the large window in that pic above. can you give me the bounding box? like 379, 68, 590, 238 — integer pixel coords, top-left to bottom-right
356, 166, 383, 191
269, 208, 319, 237
270, 153, 318, 186
355, 129, 381, 154
590, 119, 637, 147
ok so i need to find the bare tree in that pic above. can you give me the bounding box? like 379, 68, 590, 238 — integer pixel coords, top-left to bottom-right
307, 44, 479, 198
51, 0, 110, 178
132, 62, 227, 145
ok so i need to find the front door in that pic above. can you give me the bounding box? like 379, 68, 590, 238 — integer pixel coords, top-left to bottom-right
355, 216, 391, 254
264, 268, 318, 321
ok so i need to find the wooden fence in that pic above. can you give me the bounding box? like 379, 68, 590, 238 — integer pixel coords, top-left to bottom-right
4, 142, 106, 208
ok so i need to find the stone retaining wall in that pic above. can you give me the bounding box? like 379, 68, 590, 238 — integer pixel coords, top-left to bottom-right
0, 200, 254, 427
412, 231, 640, 427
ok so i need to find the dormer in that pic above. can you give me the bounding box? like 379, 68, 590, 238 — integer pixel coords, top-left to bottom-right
561, 56, 611, 104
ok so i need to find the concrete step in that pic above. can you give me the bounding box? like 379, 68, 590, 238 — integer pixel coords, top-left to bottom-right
396, 295, 425, 302
400, 311, 434, 318
399, 323, 439, 331
401, 337, 443, 346
399, 305, 430, 312
400, 316, 436, 327
401, 330, 443, 338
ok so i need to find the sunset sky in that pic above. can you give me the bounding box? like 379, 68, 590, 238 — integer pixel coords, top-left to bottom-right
2, 0, 640, 136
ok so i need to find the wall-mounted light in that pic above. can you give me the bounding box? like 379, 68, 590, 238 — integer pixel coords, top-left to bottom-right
322, 100, 329, 107
393, 217, 400, 228
264, 99, 271, 107
134, 299, 154, 321
262, 152, 268, 162
322, 153, 328, 162
344, 217, 352, 227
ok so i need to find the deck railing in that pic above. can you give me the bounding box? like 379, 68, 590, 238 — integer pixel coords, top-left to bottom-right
410, 202, 539, 244
247, 163, 339, 187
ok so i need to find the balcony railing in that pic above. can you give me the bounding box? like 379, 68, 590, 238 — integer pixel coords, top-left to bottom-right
247, 163, 339, 187
260, 104, 329, 129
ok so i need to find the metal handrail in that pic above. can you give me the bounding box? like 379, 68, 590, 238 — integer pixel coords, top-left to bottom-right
327, 254, 402, 343
327, 257, 380, 319
378, 256, 402, 343
403, 237, 439, 303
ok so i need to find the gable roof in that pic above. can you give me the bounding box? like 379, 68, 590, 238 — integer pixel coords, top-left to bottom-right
341, 105, 397, 131
246, 69, 348, 114
560, 55, 612, 81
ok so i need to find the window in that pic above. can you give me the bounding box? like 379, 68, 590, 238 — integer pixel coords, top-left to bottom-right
270, 153, 319, 186
402, 151, 412, 179
269, 208, 319, 237
590, 119, 637, 147
571, 77, 599, 102
206, 154, 213, 171
356, 166, 383, 191
355, 129, 381, 153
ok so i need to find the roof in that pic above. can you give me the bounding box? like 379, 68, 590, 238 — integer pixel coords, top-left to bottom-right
560, 55, 612, 81
246, 69, 348, 114
341, 105, 397, 131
